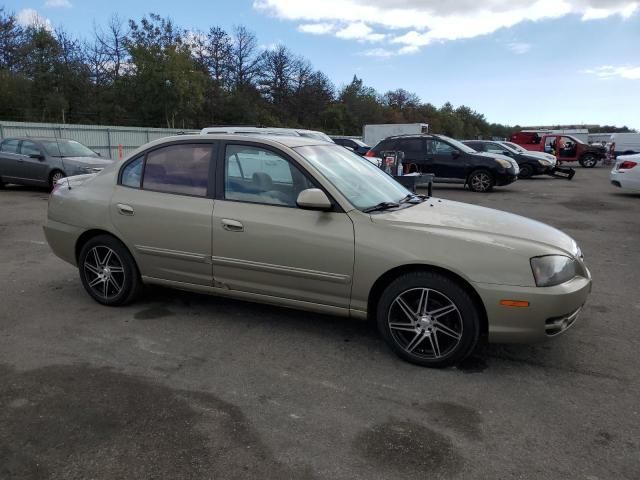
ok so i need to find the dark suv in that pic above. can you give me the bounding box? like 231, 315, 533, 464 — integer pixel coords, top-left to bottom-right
367, 134, 519, 192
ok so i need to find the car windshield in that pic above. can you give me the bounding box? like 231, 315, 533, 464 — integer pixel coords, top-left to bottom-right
437, 135, 476, 154
295, 144, 411, 211
497, 142, 518, 154
41, 140, 98, 158
504, 141, 526, 153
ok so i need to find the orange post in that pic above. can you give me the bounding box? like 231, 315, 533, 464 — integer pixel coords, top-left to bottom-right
118, 144, 123, 160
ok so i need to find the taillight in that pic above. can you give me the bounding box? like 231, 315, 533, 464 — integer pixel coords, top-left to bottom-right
619, 161, 637, 169
365, 150, 375, 157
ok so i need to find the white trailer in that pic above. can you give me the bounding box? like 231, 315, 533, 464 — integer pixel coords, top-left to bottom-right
610, 132, 640, 155
363, 123, 429, 147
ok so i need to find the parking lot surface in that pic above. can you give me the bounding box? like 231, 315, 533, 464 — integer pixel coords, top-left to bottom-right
1, 168, 639, 479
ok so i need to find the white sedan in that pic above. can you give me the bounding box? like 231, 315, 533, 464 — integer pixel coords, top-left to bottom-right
610, 154, 640, 193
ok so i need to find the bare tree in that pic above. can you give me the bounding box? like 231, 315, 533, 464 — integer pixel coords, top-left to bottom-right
231, 25, 260, 90
94, 14, 129, 82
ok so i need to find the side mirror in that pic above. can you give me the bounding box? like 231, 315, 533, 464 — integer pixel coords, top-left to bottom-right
296, 188, 332, 211
502, 150, 512, 156
452, 150, 461, 158
29, 153, 44, 160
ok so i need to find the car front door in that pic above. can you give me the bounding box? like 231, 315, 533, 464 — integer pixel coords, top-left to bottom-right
211, 142, 355, 308
429, 138, 466, 179
110, 142, 215, 286
18, 140, 50, 186
0, 139, 21, 182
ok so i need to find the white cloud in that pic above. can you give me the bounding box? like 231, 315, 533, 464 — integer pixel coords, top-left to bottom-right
16, 8, 53, 31
254, 0, 640, 53
583, 65, 640, 79
44, 0, 72, 8
507, 42, 532, 54
335, 22, 386, 42
298, 23, 335, 34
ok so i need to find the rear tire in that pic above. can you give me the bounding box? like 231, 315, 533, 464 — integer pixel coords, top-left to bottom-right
78, 235, 141, 306
376, 271, 480, 368
579, 154, 597, 168
468, 170, 494, 192
518, 164, 534, 179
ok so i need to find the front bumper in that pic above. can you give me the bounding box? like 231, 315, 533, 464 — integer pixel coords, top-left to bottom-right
495, 172, 518, 186
474, 273, 592, 343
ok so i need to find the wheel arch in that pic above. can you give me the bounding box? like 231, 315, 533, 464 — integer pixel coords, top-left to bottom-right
366, 263, 488, 336
75, 228, 133, 264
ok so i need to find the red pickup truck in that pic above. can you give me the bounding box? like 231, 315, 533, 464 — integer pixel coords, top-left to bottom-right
510, 132, 607, 168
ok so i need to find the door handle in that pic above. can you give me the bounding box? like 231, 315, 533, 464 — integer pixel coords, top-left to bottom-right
117, 203, 135, 216
221, 219, 244, 232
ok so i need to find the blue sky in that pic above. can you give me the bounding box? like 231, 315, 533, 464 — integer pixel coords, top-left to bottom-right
9, 0, 640, 129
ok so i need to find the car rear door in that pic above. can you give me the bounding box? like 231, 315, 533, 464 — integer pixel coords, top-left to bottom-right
210, 142, 355, 308
110, 142, 215, 286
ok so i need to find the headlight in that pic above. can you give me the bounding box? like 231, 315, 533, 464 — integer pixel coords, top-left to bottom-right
538, 159, 551, 166
530, 255, 578, 287
496, 158, 511, 168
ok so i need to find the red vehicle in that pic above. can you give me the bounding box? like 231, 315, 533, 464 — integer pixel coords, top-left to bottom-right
510, 132, 607, 168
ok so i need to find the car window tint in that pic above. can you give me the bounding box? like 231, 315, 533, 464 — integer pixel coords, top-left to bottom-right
142, 144, 211, 197
466, 142, 483, 151
377, 139, 397, 152
396, 138, 423, 154
1, 139, 19, 153
224, 145, 312, 207
21, 141, 41, 156
121, 156, 143, 188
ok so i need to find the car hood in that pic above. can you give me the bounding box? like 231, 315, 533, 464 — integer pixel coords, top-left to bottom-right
63, 156, 115, 166
372, 199, 578, 256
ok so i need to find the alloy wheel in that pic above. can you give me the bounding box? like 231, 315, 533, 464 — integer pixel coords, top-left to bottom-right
582, 156, 596, 168
387, 288, 463, 360
471, 172, 491, 192
51, 172, 65, 186
83, 246, 126, 300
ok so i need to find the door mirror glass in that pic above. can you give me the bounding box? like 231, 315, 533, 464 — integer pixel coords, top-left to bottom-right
296, 188, 332, 211
451, 149, 461, 158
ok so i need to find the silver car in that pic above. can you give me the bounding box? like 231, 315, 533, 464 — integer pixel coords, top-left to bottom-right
0, 137, 114, 189
43, 134, 592, 368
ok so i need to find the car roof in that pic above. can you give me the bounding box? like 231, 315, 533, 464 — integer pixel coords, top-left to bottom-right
1, 136, 59, 141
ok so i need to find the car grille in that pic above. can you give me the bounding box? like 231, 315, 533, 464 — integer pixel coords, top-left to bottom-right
545, 308, 581, 336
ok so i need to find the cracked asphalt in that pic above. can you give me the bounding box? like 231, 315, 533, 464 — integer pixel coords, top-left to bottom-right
1, 166, 639, 479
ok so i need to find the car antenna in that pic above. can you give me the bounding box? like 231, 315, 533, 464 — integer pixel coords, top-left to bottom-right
54, 132, 71, 190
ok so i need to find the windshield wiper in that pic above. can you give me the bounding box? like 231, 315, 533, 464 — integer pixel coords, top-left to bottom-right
399, 193, 427, 204
363, 201, 400, 213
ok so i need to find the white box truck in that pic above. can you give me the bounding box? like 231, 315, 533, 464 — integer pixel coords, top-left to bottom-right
363, 123, 429, 148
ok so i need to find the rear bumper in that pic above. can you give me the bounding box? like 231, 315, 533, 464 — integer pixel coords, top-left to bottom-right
474, 273, 592, 343
43, 219, 83, 266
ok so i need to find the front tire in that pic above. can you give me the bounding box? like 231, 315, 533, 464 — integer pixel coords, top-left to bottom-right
376, 271, 480, 368
579, 154, 597, 168
518, 164, 534, 179
468, 170, 494, 192
78, 235, 141, 306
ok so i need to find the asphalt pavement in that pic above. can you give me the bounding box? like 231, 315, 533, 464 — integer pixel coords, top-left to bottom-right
1, 165, 638, 479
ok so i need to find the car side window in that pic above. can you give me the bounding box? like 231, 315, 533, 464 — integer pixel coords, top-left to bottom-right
1, 139, 19, 153
121, 156, 144, 188
396, 139, 423, 155
224, 145, 313, 207
142, 144, 212, 197
377, 139, 397, 152
467, 142, 484, 152
431, 140, 456, 155
20, 141, 41, 156
485, 143, 504, 154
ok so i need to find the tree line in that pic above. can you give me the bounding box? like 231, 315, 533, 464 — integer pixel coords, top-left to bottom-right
0, 8, 633, 138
